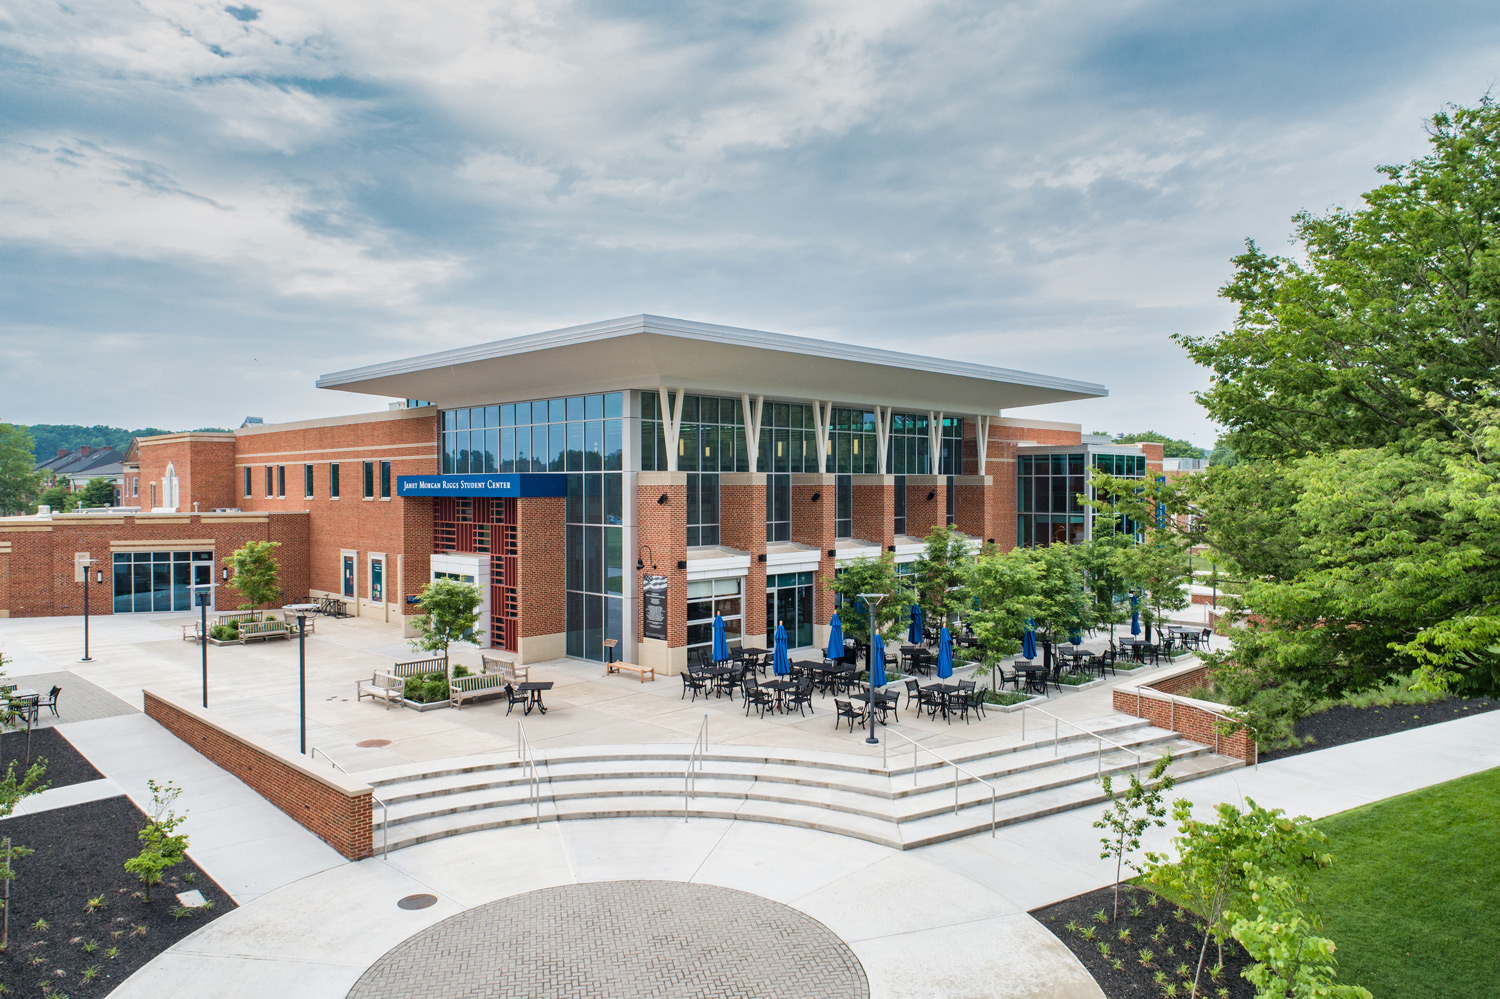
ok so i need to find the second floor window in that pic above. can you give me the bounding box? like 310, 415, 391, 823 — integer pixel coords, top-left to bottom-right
304, 464, 314, 498
244, 467, 251, 498
380, 460, 391, 499
686, 472, 719, 547
277, 465, 286, 497
363, 461, 374, 498
330, 462, 340, 498
264, 466, 272, 498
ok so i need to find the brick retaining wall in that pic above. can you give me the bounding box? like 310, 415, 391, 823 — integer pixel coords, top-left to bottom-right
1113, 663, 1256, 765
144, 690, 373, 859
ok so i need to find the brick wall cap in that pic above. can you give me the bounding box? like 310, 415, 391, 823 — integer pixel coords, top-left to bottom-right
1116, 661, 1239, 716
143, 689, 372, 798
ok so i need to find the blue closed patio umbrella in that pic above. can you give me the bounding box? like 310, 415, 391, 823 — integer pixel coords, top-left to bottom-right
1022, 618, 1038, 660
1069, 628, 1083, 646
712, 613, 730, 663
826, 612, 845, 661
1130, 593, 1142, 636
869, 632, 887, 689
773, 622, 791, 677
908, 604, 923, 645
937, 626, 954, 680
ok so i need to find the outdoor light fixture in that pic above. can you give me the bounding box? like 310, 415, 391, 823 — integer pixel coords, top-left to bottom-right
222, 567, 229, 581
636, 559, 644, 571
926, 490, 936, 501
676, 560, 687, 570
757, 553, 767, 563
810, 491, 820, 502
857, 591, 890, 746
638, 545, 658, 571
657, 493, 669, 505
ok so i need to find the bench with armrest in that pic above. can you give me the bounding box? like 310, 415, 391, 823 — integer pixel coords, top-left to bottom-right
605, 660, 655, 683
392, 657, 448, 678
356, 672, 405, 709
240, 620, 292, 644
480, 655, 529, 684
449, 672, 511, 708
182, 621, 202, 643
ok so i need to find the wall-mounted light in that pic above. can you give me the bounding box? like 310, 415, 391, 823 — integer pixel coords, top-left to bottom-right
636, 559, 645, 571
757, 553, 767, 563
222, 567, 230, 581
810, 491, 820, 502
826, 549, 836, 558
679, 439, 685, 456
676, 560, 688, 570
657, 493, 669, 505
887, 545, 896, 552
926, 490, 937, 501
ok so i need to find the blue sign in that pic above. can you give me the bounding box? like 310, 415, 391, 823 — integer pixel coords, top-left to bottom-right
395, 474, 568, 498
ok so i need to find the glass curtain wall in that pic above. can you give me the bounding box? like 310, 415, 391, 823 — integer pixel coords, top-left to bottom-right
441, 394, 624, 661
1090, 453, 1148, 537
640, 393, 748, 547
1016, 450, 1147, 547
686, 577, 742, 666
759, 402, 816, 542
112, 551, 214, 612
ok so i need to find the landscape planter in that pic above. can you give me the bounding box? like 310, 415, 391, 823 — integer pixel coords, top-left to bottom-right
401, 698, 451, 712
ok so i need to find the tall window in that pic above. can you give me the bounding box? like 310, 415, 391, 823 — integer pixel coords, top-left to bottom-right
1017, 451, 1096, 547
834, 473, 853, 539
766, 473, 791, 542
304, 464, 314, 498
642, 393, 742, 547
893, 474, 907, 536
330, 462, 340, 499
687, 578, 742, 666
277, 465, 286, 498
1089, 452, 1148, 538
380, 460, 391, 499
363, 461, 374, 499
686, 473, 720, 547
889, 413, 931, 475
264, 466, 272, 498
243, 467, 251, 498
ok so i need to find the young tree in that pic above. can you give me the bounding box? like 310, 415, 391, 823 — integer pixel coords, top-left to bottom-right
911, 525, 973, 631
409, 578, 484, 667
963, 548, 1038, 685
824, 554, 915, 647
1094, 753, 1174, 921
124, 779, 189, 903
1231, 874, 1372, 999
77, 476, 118, 508
223, 541, 282, 619
0, 649, 48, 950
0, 424, 42, 516
36, 482, 77, 513
1011, 542, 1092, 664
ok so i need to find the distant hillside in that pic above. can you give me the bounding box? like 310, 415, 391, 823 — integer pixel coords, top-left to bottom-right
19, 424, 231, 463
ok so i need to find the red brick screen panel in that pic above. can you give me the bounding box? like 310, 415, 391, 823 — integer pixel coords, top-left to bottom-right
144, 690, 373, 859
1112, 664, 1256, 765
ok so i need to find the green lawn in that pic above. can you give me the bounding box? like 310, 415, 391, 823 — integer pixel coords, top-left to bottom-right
1308, 766, 1500, 998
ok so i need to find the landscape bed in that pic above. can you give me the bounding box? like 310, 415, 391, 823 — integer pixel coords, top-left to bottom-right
0, 727, 104, 789
1259, 695, 1499, 761
0, 795, 236, 999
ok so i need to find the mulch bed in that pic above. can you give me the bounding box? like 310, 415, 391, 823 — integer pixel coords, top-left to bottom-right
0, 727, 104, 789
1261, 696, 1500, 762
0, 795, 235, 998
1031, 883, 1255, 999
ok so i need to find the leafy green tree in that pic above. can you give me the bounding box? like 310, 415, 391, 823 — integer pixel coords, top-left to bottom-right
1088, 472, 1192, 642
0, 647, 49, 950
963, 547, 1039, 683
910, 525, 972, 631
1182, 462, 1308, 582
77, 477, 117, 508
409, 578, 484, 667
1076, 531, 1134, 645
124, 779, 189, 903
223, 541, 282, 618
36, 482, 78, 512
1094, 753, 1174, 921
1011, 542, 1093, 659
825, 554, 914, 647
0, 424, 42, 515
1112, 431, 1207, 459
1231, 874, 1372, 999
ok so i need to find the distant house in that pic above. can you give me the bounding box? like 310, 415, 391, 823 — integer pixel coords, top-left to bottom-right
35, 445, 127, 503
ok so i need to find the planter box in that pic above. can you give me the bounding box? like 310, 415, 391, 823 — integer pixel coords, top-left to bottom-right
980, 690, 1045, 712
1057, 676, 1108, 691
401, 698, 450, 712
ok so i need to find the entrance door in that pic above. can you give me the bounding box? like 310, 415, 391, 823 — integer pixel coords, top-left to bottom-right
343, 556, 355, 598
193, 562, 213, 611
765, 572, 815, 648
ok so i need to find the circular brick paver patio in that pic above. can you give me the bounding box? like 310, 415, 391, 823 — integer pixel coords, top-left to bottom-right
346, 880, 870, 999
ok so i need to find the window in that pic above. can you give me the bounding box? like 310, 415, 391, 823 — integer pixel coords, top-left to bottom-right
766, 472, 791, 542
264, 466, 273, 498
330, 462, 340, 499
304, 464, 314, 498
244, 467, 251, 498
834, 473, 853, 539
687, 577, 742, 667
686, 472, 719, 547
370, 559, 383, 601
380, 460, 391, 499
893, 474, 907, 536
150, 483, 156, 507
277, 465, 286, 498
363, 461, 374, 499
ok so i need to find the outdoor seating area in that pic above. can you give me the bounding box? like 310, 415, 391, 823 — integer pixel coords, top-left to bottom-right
1, 682, 59, 726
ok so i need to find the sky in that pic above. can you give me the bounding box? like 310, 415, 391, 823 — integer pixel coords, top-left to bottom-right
3, 1, 1499, 449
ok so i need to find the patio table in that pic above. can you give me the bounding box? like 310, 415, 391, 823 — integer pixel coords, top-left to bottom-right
515, 681, 553, 715
4, 688, 39, 725
761, 677, 798, 710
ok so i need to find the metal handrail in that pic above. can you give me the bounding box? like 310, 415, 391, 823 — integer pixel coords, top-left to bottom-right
881, 728, 998, 838
1018, 704, 1144, 778
516, 722, 541, 828
310, 747, 391, 859
1130, 686, 1260, 769
684, 715, 708, 820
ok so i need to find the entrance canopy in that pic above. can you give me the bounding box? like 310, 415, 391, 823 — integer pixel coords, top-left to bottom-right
317, 315, 1106, 415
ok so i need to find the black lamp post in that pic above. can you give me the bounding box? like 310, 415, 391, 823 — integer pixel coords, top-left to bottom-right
858, 591, 888, 746
80, 560, 102, 662
196, 585, 211, 708
283, 604, 319, 754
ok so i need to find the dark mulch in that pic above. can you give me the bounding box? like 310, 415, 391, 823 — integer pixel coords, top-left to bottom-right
0, 795, 235, 998
1261, 696, 1500, 762
0, 727, 104, 788
1031, 884, 1254, 999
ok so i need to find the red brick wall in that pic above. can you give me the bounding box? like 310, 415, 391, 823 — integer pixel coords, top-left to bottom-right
904, 476, 947, 538
952, 478, 996, 545
718, 475, 767, 641
851, 478, 895, 550
791, 474, 836, 625
516, 495, 565, 639
1140, 442, 1165, 475
636, 475, 688, 647
0, 512, 309, 618
144, 691, 372, 860
989, 439, 1019, 551
137, 435, 238, 513
993, 423, 1084, 447
1112, 664, 1255, 765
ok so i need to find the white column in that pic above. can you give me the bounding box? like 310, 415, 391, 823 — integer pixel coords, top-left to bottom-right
928, 411, 945, 473
741, 393, 765, 471
659, 387, 686, 473
975, 415, 991, 476
812, 401, 834, 473
874, 406, 892, 474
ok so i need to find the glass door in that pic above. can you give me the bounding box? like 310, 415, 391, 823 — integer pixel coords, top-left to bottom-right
343, 556, 355, 597
193, 562, 213, 611
765, 572, 815, 649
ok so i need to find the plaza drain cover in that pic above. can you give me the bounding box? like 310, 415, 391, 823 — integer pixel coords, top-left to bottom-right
357, 739, 392, 748
397, 894, 437, 910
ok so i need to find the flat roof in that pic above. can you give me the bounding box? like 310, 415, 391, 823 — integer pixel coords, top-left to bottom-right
316, 315, 1106, 416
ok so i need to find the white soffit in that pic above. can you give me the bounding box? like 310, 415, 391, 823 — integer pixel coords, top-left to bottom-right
316, 315, 1107, 414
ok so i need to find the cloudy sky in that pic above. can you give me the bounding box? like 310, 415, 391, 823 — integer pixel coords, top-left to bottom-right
3, 1, 1498, 446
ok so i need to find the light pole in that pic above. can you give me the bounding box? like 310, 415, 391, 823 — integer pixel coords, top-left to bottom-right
79, 559, 102, 662
195, 585, 212, 708
859, 592, 888, 746
283, 603, 319, 754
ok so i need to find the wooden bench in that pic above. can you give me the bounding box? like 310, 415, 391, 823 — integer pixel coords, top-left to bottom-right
605, 661, 655, 683
240, 620, 291, 644
356, 672, 405, 709
216, 611, 262, 628
480, 655, 529, 684
182, 622, 202, 643
392, 657, 447, 678
449, 672, 510, 709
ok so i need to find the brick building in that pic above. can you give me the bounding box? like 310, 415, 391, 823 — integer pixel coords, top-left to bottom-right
0, 315, 1162, 675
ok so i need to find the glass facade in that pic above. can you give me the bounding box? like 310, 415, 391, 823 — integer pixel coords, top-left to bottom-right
686, 577, 742, 667
766, 571, 815, 648
442, 394, 625, 661
112, 551, 214, 613
1016, 451, 1147, 547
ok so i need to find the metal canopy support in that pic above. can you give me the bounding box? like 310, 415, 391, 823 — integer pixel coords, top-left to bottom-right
975, 415, 991, 477
659, 387, 687, 473
741, 393, 765, 471
874, 406, 893, 474
928, 411, 945, 473
812, 401, 835, 472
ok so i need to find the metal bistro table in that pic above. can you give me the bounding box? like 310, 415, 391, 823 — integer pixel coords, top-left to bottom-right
3, 688, 39, 725
514, 681, 553, 715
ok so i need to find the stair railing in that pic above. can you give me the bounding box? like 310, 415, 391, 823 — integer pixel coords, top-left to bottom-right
1018, 704, 1144, 778
310, 746, 390, 859
1129, 687, 1260, 769
516, 721, 541, 829
684, 714, 708, 821
882, 728, 997, 838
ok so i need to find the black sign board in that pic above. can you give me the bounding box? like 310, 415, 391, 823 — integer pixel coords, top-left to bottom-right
642, 574, 668, 641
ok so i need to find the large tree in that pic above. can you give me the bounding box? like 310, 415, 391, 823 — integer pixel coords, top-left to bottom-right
1111, 431, 1206, 459
0, 424, 42, 515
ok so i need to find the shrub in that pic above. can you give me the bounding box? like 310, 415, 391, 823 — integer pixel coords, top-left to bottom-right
123, 780, 189, 902
403, 673, 449, 704
208, 624, 236, 642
